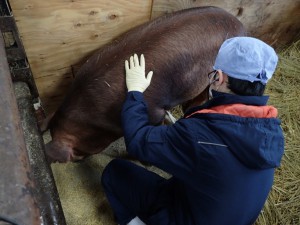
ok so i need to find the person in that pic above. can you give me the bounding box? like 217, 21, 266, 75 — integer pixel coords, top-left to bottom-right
101, 37, 285, 225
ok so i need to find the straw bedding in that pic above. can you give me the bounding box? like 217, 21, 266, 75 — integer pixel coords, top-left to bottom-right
254, 40, 300, 225
50, 39, 300, 225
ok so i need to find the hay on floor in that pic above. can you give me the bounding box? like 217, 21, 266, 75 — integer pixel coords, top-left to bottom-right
50, 39, 300, 225
255, 39, 300, 225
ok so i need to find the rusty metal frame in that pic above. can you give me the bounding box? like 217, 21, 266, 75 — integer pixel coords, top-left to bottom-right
0, 0, 38, 98
0, 28, 41, 225
0, 1, 66, 224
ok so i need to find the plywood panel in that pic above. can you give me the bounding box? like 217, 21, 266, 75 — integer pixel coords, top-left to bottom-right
9, 0, 152, 113
152, 0, 300, 48
9, 0, 300, 113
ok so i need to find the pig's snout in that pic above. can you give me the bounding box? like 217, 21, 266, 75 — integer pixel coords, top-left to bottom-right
45, 140, 76, 163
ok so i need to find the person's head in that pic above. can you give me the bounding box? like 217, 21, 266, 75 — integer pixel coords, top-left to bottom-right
209, 37, 278, 97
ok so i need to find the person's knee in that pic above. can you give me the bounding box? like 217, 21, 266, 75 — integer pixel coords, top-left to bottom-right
102, 159, 118, 185
101, 158, 129, 189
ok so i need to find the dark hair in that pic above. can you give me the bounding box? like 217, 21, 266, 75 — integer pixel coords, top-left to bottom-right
227, 76, 266, 96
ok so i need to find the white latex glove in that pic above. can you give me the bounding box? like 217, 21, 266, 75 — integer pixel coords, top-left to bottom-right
125, 54, 153, 92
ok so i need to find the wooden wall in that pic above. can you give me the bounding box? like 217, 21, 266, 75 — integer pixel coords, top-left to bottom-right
9, 0, 152, 113
152, 0, 300, 47
9, 0, 300, 114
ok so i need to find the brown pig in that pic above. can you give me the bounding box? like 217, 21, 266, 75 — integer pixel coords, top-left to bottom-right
44, 6, 246, 162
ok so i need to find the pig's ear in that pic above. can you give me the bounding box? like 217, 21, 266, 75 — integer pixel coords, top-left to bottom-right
39, 112, 55, 133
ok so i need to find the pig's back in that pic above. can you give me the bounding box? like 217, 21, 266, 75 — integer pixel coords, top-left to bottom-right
69, 6, 245, 124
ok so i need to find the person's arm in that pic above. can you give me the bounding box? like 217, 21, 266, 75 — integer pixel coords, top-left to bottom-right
123, 54, 196, 179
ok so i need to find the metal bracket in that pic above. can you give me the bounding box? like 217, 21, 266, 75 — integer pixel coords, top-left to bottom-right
0, 0, 39, 99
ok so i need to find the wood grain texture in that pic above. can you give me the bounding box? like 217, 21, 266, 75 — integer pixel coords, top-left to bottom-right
9, 0, 152, 113
152, 0, 300, 47
8, 0, 300, 113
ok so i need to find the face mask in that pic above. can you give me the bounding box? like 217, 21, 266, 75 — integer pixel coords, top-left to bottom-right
207, 70, 219, 99
208, 84, 214, 100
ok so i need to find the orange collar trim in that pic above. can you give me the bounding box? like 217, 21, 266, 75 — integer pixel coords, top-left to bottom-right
185, 104, 278, 118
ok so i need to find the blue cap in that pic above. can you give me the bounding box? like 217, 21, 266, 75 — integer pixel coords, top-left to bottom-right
213, 37, 278, 84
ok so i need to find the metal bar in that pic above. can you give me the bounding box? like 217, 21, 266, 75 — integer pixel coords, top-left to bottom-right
0, 0, 39, 98
0, 15, 26, 59
1, 3, 66, 223
0, 26, 41, 225
10, 62, 39, 101
14, 81, 67, 225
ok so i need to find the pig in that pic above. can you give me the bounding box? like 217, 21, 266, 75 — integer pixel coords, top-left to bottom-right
44, 6, 246, 162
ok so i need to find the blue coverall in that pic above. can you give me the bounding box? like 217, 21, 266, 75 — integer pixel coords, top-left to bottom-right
101, 90, 284, 225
